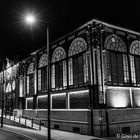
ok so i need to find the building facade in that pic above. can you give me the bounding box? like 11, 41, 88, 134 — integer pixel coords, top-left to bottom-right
1, 19, 140, 136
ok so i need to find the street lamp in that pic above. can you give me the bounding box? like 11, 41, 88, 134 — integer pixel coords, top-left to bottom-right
24, 13, 37, 25
23, 12, 51, 140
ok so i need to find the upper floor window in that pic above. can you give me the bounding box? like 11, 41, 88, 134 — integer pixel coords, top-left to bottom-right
130, 40, 140, 86
68, 37, 89, 86
38, 54, 47, 92
27, 63, 34, 95
51, 47, 67, 90
104, 34, 129, 85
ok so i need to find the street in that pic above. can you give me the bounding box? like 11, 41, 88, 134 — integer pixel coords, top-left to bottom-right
0, 129, 30, 140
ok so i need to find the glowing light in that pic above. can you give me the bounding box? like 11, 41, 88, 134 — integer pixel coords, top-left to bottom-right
37, 95, 48, 99
19, 79, 23, 97
24, 13, 36, 25
17, 8, 42, 31
107, 88, 130, 108
51, 93, 66, 97
112, 94, 128, 108
69, 90, 89, 94
5, 83, 12, 93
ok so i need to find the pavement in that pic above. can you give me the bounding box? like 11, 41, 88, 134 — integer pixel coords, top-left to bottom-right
0, 124, 109, 140
0, 127, 30, 140
0, 116, 132, 140
2, 124, 138, 140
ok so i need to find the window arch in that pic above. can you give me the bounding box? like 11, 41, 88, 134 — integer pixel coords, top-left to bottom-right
26, 63, 34, 95
51, 47, 67, 90
27, 63, 34, 74
38, 54, 48, 92
104, 34, 129, 85
130, 40, 140, 86
52, 47, 66, 63
130, 40, 140, 55
104, 34, 126, 52
68, 37, 89, 86
38, 54, 47, 68
68, 37, 87, 56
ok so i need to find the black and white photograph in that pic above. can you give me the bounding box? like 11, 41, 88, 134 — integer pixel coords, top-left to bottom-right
0, 0, 140, 140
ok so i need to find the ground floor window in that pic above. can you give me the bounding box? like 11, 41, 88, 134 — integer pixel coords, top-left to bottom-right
69, 90, 89, 109
52, 93, 66, 109
37, 95, 48, 109
26, 98, 33, 109
106, 88, 131, 108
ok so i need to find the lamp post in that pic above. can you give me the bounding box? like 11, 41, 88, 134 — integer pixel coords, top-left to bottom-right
23, 12, 51, 140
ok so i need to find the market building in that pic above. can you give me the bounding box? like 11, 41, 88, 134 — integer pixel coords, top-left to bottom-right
1, 19, 140, 136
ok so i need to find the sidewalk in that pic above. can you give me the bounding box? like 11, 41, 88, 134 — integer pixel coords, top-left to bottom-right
1, 124, 107, 140
0, 127, 30, 140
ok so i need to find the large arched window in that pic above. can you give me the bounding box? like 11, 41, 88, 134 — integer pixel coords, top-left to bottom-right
51, 47, 67, 90
104, 34, 129, 85
27, 63, 34, 95
68, 37, 88, 86
38, 54, 47, 92
130, 40, 140, 86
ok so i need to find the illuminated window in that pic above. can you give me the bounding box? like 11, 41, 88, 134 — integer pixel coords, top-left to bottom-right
123, 55, 129, 83
38, 70, 41, 91
38, 54, 47, 92
27, 76, 29, 94
68, 37, 88, 86
130, 40, 140, 86
27, 63, 34, 95
5, 83, 12, 93
51, 47, 67, 90
68, 58, 73, 85
51, 65, 55, 89
19, 78, 24, 97
130, 56, 136, 84
106, 88, 131, 108
104, 34, 129, 85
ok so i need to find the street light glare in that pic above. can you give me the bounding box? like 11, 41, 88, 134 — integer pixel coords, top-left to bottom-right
24, 13, 36, 25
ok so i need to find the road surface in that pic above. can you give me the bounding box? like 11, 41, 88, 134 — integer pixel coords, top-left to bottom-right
0, 129, 30, 140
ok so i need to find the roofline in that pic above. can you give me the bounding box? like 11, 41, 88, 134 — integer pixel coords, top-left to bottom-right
50, 18, 140, 45
24, 18, 140, 62
94, 18, 140, 36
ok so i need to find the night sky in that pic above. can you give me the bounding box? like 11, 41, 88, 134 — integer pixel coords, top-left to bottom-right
0, 0, 139, 65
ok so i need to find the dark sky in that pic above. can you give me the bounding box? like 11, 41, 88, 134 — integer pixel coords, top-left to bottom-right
0, 0, 139, 64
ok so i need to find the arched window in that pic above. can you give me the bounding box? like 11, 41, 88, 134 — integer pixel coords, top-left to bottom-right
38, 54, 47, 92
51, 47, 67, 90
68, 37, 88, 86
130, 40, 140, 85
104, 34, 129, 85
27, 63, 34, 95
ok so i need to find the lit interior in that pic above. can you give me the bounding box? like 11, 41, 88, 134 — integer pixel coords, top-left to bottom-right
107, 88, 130, 108
19, 79, 23, 97
5, 83, 12, 93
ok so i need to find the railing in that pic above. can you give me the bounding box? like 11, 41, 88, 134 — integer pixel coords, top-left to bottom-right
2, 111, 47, 131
